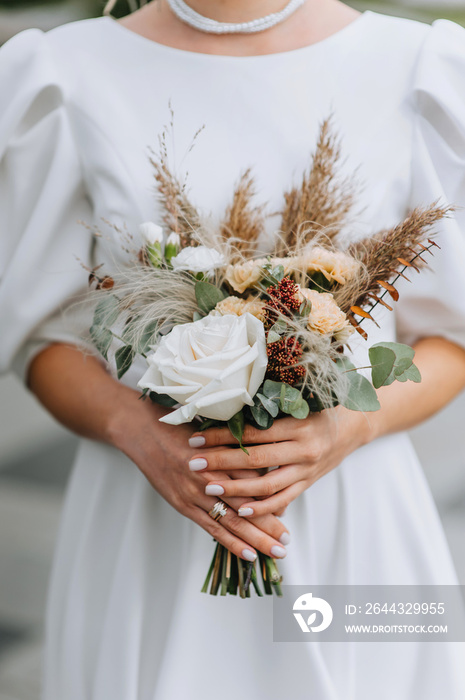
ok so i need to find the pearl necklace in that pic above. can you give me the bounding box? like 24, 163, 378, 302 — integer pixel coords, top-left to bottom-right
166, 0, 306, 35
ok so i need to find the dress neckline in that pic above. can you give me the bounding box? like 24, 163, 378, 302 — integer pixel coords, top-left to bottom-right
102, 10, 374, 61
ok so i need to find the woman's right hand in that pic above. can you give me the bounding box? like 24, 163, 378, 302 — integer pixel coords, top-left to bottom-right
109, 391, 289, 562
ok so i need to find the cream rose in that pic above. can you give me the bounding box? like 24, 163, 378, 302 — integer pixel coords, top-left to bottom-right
214, 295, 267, 323
138, 313, 268, 425
300, 288, 353, 344
298, 247, 360, 285
171, 246, 225, 277
224, 258, 268, 294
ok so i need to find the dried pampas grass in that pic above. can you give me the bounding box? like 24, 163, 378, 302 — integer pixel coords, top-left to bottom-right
275, 117, 360, 255
219, 169, 265, 262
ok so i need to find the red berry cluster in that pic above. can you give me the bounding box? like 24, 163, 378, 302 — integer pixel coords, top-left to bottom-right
265, 276, 302, 327
266, 336, 306, 386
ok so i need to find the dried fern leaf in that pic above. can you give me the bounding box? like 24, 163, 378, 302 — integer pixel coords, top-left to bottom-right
335, 203, 452, 318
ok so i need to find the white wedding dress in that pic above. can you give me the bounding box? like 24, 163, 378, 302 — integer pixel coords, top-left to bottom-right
1, 10, 465, 699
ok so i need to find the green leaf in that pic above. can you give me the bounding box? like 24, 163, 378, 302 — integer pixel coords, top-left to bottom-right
337, 357, 380, 412
256, 392, 279, 417
262, 379, 284, 401
369, 342, 417, 388
94, 294, 119, 327
115, 344, 135, 379
368, 346, 396, 389
90, 324, 113, 361
193, 311, 203, 322
271, 264, 285, 282
397, 364, 422, 383
279, 384, 302, 413
195, 281, 225, 314
299, 300, 312, 316
137, 320, 159, 354
227, 410, 249, 454
287, 397, 310, 420
251, 404, 274, 429
267, 330, 281, 344
149, 391, 178, 408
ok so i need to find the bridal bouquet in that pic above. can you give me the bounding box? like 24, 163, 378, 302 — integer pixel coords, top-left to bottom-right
86, 118, 448, 597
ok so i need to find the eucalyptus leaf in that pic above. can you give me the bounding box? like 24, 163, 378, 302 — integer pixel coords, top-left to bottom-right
262, 379, 283, 401
288, 397, 310, 419
227, 411, 249, 454
195, 281, 226, 314
337, 357, 380, 412
90, 324, 113, 361
396, 363, 422, 383
279, 384, 302, 413
251, 404, 274, 429
271, 264, 285, 282
137, 319, 159, 354
267, 330, 281, 344
368, 346, 396, 389
94, 294, 120, 327
369, 342, 417, 388
115, 344, 135, 379
256, 393, 279, 417
193, 311, 203, 322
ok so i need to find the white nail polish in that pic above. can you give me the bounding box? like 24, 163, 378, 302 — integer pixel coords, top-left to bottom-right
270, 545, 287, 558
189, 435, 206, 448
279, 532, 291, 546
188, 458, 208, 471
205, 484, 224, 496
238, 507, 254, 517
241, 548, 257, 562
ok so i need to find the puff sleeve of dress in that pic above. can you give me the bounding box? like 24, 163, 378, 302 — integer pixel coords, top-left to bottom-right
0, 29, 94, 382
396, 19, 465, 350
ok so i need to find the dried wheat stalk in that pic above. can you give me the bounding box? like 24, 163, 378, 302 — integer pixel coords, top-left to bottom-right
275, 117, 358, 255
149, 133, 203, 248
219, 169, 266, 262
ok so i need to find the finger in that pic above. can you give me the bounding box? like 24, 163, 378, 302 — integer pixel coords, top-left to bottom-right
188, 417, 300, 448
205, 465, 302, 499
192, 506, 260, 562
189, 441, 297, 472
235, 482, 306, 518
221, 494, 290, 545
198, 496, 287, 559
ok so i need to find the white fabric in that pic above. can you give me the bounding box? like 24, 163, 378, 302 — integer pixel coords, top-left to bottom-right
1, 10, 465, 699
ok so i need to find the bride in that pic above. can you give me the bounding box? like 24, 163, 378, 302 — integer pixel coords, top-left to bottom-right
1, 0, 465, 697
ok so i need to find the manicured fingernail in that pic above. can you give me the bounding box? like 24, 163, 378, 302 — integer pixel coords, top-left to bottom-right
238, 507, 254, 517
279, 532, 291, 546
189, 458, 208, 471
205, 484, 224, 496
270, 545, 287, 558
189, 435, 206, 448
241, 548, 257, 562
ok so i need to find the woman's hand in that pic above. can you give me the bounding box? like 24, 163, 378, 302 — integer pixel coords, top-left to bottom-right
109, 393, 290, 560
188, 407, 371, 517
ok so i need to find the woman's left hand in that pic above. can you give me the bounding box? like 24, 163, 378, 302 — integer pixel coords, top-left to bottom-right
188, 407, 372, 517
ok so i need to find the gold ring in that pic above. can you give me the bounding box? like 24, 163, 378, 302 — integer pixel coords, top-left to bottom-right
208, 501, 228, 521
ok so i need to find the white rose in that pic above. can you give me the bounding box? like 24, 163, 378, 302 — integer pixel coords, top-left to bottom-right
138, 313, 267, 425
139, 222, 164, 246
171, 245, 225, 277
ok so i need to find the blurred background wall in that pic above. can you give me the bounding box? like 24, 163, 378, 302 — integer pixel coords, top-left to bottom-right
0, 1, 465, 698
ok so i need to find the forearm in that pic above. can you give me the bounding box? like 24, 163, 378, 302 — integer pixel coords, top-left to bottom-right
27, 343, 162, 444
364, 336, 465, 442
